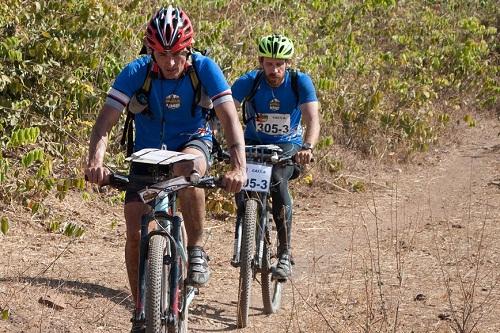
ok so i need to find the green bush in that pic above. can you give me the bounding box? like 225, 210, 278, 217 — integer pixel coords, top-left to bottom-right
0, 0, 497, 216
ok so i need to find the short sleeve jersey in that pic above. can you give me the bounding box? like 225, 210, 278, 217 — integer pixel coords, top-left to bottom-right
231, 69, 317, 145
105, 53, 232, 151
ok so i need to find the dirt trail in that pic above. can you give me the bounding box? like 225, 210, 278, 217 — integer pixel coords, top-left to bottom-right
1, 117, 499, 333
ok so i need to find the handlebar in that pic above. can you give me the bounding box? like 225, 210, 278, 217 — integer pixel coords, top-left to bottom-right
243, 145, 314, 165
213, 144, 314, 165
108, 173, 129, 191
86, 172, 222, 204
114, 172, 222, 203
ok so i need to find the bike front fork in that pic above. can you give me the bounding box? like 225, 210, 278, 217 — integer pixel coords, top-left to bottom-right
133, 213, 185, 324
231, 196, 271, 270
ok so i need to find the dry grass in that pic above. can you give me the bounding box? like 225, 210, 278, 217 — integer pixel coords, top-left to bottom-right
1, 119, 499, 332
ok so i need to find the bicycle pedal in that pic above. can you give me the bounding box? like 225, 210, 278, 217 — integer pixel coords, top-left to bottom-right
272, 276, 288, 283
163, 255, 173, 265
230, 260, 240, 268
270, 270, 288, 283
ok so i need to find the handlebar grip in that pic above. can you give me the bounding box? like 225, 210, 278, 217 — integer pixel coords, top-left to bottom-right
213, 176, 224, 188
84, 173, 129, 191
110, 173, 129, 188
193, 175, 224, 189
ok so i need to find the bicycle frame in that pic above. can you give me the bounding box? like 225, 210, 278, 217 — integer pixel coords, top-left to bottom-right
102, 148, 220, 332
233, 144, 288, 328
232, 145, 287, 270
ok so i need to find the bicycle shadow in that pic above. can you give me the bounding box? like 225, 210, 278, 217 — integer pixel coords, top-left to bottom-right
0, 276, 133, 310
189, 299, 271, 331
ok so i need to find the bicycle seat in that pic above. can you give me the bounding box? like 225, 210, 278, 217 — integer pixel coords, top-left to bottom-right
126, 148, 200, 165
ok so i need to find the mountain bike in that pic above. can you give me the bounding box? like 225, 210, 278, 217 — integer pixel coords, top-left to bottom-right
231, 144, 294, 328
104, 149, 221, 333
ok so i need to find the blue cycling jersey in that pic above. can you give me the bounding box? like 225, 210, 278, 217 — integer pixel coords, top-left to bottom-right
231, 69, 317, 145
105, 53, 232, 151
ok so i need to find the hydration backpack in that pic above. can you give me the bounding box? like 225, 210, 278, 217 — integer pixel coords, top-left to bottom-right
120, 49, 220, 157
241, 68, 300, 125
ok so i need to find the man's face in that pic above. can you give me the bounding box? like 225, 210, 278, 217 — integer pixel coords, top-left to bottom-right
153, 49, 189, 79
260, 57, 288, 87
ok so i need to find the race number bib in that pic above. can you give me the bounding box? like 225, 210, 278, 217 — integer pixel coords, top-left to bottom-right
243, 163, 272, 192
256, 113, 290, 135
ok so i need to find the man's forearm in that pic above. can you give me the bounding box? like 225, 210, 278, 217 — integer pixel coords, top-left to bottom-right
88, 121, 109, 167
215, 102, 246, 171
301, 102, 320, 146
228, 141, 246, 171
303, 121, 320, 146
87, 106, 121, 167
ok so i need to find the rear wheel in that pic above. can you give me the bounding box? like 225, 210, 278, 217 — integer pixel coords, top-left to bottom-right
261, 216, 283, 313
237, 198, 258, 328
146, 234, 169, 333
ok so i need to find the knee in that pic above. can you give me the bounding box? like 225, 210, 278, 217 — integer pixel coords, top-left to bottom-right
172, 160, 196, 177
125, 229, 141, 246
179, 186, 205, 202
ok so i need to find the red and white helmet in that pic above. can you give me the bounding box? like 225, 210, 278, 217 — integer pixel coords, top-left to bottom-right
145, 6, 194, 53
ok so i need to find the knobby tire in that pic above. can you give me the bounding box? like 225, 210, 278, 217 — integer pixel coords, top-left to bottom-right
146, 235, 169, 333
261, 219, 283, 313
237, 198, 258, 328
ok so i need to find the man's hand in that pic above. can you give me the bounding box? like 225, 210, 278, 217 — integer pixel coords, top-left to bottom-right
295, 149, 314, 165
84, 165, 111, 186
222, 168, 247, 193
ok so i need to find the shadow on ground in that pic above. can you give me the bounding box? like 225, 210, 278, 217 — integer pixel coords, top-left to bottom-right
0, 276, 133, 310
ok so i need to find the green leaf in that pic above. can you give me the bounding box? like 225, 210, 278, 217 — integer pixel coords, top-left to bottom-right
63, 222, 85, 238
1, 309, 9, 320
1, 217, 9, 235
82, 192, 91, 201
21, 152, 34, 168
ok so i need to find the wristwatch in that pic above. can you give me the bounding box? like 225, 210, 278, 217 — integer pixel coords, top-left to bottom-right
301, 142, 314, 151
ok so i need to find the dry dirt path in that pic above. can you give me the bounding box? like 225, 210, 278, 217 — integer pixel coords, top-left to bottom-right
1, 117, 498, 333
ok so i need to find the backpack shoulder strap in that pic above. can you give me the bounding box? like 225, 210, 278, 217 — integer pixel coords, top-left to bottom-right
121, 59, 154, 156
244, 70, 264, 103
242, 70, 264, 124
186, 52, 225, 160
288, 68, 299, 104
186, 64, 201, 117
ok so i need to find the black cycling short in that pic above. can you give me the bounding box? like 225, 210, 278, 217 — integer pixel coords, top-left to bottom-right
124, 139, 213, 204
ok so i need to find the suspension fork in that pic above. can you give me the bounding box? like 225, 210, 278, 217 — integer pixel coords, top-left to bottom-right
168, 214, 182, 316
135, 212, 154, 320
254, 191, 268, 270
231, 192, 245, 266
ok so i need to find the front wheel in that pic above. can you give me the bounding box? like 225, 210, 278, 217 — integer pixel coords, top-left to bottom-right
146, 234, 169, 333
237, 198, 258, 328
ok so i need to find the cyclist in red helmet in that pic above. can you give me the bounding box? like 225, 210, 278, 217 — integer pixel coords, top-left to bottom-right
85, 6, 247, 332
145, 6, 194, 54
